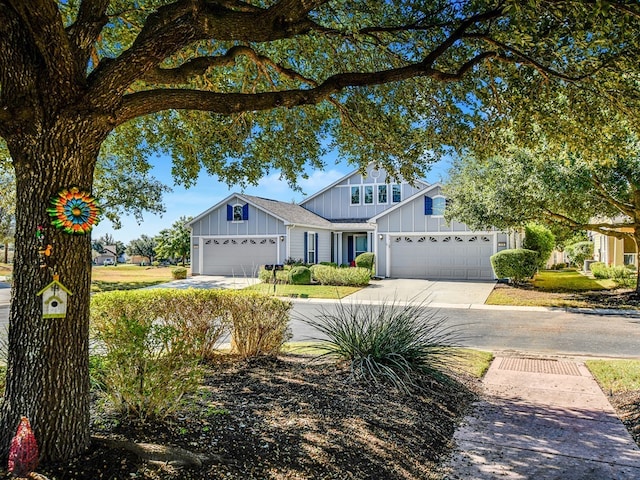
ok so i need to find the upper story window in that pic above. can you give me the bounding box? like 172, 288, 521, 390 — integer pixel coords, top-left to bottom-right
392, 184, 401, 203
424, 195, 446, 216
227, 203, 248, 222
432, 196, 446, 216
378, 185, 387, 203
350, 186, 361, 205
364, 185, 374, 204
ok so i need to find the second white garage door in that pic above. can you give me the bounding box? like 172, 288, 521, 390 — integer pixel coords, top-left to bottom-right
390, 234, 495, 280
202, 237, 277, 276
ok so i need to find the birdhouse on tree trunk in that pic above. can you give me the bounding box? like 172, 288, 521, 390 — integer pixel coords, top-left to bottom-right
37, 275, 72, 319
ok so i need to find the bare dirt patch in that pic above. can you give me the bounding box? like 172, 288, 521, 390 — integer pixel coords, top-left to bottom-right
22, 355, 479, 480
608, 391, 640, 448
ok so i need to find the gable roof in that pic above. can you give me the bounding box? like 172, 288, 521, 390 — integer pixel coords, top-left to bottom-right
240, 194, 334, 228
300, 165, 430, 206
187, 193, 333, 229
367, 182, 443, 222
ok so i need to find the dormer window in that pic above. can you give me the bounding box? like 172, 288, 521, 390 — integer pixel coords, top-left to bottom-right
227, 203, 249, 222
233, 204, 243, 221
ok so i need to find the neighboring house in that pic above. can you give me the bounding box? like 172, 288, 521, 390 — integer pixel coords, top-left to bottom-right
188, 165, 511, 279
590, 229, 638, 268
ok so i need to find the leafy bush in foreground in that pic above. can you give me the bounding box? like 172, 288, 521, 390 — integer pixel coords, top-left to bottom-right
91, 289, 291, 418
523, 223, 555, 270
299, 301, 462, 391
490, 249, 538, 284
591, 263, 636, 288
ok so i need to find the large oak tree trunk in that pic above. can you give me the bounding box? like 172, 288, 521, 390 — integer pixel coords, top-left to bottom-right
0, 123, 102, 461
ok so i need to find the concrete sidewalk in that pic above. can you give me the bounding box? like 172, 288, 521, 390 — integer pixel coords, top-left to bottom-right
442, 356, 640, 479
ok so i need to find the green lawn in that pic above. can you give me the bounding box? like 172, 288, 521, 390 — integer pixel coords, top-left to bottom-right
486, 269, 629, 308
91, 265, 179, 292
587, 359, 640, 394
533, 269, 615, 292
244, 283, 363, 299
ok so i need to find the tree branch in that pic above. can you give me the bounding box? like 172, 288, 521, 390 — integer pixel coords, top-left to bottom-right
87, 0, 325, 105
115, 51, 501, 125
588, 173, 635, 216
141, 45, 317, 87
66, 0, 110, 74
5, 0, 76, 89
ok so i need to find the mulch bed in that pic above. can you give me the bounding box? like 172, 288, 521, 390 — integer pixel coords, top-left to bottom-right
22, 355, 479, 480
609, 391, 640, 448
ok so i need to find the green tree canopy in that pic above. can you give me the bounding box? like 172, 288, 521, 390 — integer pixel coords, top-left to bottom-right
1, 0, 639, 463
126, 235, 157, 263
155, 216, 192, 266
444, 148, 640, 289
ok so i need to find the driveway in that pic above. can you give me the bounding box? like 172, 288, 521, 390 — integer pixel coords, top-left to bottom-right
150, 275, 261, 290
153, 275, 495, 306
347, 278, 496, 306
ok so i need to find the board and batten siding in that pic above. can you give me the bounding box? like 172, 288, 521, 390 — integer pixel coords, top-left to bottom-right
190, 195, 287, 237
301, 164, 425, 220
287, 226, 332, 263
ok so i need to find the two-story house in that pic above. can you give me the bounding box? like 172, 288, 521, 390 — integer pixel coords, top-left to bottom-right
188, 164, 510, 279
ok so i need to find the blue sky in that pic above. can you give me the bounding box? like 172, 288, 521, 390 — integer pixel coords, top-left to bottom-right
92, 153, 452, 244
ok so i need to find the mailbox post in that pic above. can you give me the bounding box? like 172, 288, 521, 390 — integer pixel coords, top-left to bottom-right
263, 264, 284, 294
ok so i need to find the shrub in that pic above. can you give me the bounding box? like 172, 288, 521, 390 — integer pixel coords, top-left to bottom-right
354, 252, 375, 273
91, 291, 202, 420
319, 261, 338, 268
312, 265, 370, 286
259, 266, 289, 284
284, 257, 304, 266
523, 223, 555, 270
299, 300, 462, 391
490, 249, 538, 284
288, 265, 311, 285
564, 241, 594, 268
171, 267, 187, 279
589, 262, 608, 278
90, 289, 292, 417
226, 292, 292, 358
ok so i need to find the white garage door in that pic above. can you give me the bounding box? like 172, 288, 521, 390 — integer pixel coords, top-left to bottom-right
202, 237, 277, 276
390, 234, 494, 280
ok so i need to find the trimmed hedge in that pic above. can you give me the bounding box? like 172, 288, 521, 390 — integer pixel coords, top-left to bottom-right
258, 266, 289, 283
312, 265, 371, 286
490, 248, 538, 284
171, 267, 187, 279
523, 223, 555, 270
288, 265, 311, 285
355, 252, 375, 273
90, 289, 291, 419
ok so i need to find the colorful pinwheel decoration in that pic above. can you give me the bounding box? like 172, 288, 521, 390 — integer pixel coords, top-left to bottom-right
47, 187, 100, 235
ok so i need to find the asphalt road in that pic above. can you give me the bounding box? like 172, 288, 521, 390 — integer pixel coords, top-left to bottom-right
0, 283, 637, 358
290, 302, 640, 359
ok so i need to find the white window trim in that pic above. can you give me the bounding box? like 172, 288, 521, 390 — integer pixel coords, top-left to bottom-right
363, 185, 374, 205
350, 185, 361, 206
391, 184, 402, 203
377, 184, 388, 204
431, 195, 446, 217
232, 203, 244, 223
307, 231, 316, 264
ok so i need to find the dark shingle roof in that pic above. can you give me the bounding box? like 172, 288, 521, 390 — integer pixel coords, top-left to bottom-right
240, 194, 334, 228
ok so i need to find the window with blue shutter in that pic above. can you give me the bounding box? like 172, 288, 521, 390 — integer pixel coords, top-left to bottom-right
303, 232, 308, 263
228, 203, 248, 221
432, 197, 446, 216
424, 196, 433, 215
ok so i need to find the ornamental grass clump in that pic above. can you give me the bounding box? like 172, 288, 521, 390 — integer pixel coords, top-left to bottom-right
300, 300, 462, 391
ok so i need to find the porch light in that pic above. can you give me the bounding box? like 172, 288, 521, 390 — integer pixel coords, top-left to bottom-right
379, 234, 384, 240
280, 236, 285, 242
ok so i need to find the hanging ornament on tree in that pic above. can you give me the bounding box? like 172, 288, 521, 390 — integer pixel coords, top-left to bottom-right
47, 187, 100, 235
8, 416, 39, 477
